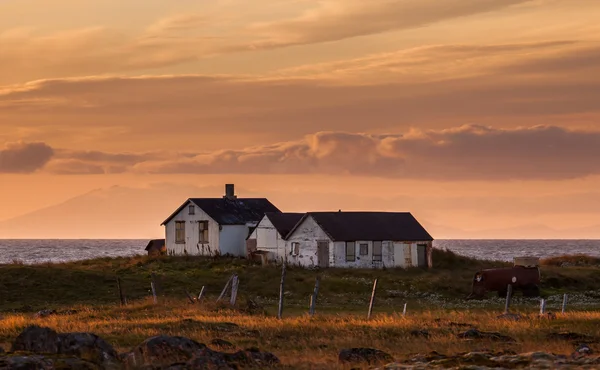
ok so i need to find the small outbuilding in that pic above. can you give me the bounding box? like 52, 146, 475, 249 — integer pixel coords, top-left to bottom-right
145, 239, 166, 256
248, 211, 434, 269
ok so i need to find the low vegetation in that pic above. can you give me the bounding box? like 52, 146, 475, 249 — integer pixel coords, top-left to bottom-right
1, 250, 600, 368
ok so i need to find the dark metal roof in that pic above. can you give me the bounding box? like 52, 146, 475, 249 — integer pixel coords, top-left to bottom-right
161, 198, 281, 226
288, 212, 433, 242
145, 239, 165, 251
265, 212, 304, 238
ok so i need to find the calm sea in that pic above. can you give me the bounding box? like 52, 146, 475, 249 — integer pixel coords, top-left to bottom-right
1, 239, 600, 265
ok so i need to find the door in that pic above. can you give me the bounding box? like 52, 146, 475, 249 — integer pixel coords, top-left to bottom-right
404, 243, 412, 267
417, 244, 427, 267
317, 241, 329, 268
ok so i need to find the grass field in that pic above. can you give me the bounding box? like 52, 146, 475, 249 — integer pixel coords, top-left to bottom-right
1, 250, 600, 368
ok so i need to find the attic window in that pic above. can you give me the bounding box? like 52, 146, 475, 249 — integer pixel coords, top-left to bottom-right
189, 205, 195, 215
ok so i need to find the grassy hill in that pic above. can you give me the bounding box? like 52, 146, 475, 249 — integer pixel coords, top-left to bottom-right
1, 249, 599, 313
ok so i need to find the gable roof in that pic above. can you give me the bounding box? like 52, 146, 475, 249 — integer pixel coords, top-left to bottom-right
265, 212, 304, 238
161, 198, 281, 226
287, 212, 433, 242
145, 239, 165, 251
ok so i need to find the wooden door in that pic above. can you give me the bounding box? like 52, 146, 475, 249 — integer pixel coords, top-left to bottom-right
404, 243, 412, 267
317, 241, 329, 268
417, 244, 427, 267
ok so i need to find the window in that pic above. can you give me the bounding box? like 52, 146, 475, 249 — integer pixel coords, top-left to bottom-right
373, 241, 382, 262
359, 243, 368, 256
175, 221, 185, 244
345, 241, 356, 262
199, 221, 209, 243
291, 242, 300, 256
188, 205, 195, 215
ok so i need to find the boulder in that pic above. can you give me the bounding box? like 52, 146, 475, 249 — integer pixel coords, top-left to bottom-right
0, 355, 101, 369
122, 335, 207, 368
210, 338, 235, 350
409, 330, 430, 339
339, 348, 394, 365
547, 332, 598, 343
11, 325, 59, 353
58, 332, 121, 369
457, 328, 516, 342
34, 309, 57, 318
122, 335, 279, 369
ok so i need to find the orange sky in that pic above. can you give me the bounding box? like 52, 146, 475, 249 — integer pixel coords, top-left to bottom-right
1, 0, 600, 238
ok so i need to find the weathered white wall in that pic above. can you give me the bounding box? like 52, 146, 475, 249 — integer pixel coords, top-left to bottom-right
249, 215, 286, 262
333, 240, 396, 268
165, 201, 220, 256
285, 216, 332, 268
219, 225, 250, 257
392, 242, 430, 268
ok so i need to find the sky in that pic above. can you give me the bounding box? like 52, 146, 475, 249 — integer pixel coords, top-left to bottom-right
1, 0, 600, 238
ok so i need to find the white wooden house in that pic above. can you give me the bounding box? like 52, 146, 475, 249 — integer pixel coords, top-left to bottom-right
247, 212, 304, 263
161, 184, 280, 257
247, 211, 434, 269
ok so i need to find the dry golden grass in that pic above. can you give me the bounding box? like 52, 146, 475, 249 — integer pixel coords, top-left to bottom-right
2, 299, 600, 369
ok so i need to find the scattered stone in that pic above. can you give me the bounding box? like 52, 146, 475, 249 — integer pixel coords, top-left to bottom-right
210, 338, 235, 350
339, 348, 394, 365
572, 343, 593, 359
11, 325, 59, 353
547, 332, 598, 343
497, 313, 522, 321
122, 335, 279, 369
34, 309, 57, 318
58, 332, 121, 369
457, 328, 516, 342
0, 355, 101, 369
409, 330, 430, 339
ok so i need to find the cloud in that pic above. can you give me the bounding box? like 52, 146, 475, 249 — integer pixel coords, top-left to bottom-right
0, 141, 54, 173
244, 0, 534, 49
34, 125, 600, 180
146, 14, 208, 34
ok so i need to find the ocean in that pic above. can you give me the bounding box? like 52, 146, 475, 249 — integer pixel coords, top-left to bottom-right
1, 239, 600, 265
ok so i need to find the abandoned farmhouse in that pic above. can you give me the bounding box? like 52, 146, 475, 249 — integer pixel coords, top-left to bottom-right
161, 184, 434, 268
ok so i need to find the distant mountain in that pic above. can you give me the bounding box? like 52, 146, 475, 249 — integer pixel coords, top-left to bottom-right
0, 183, 598, 239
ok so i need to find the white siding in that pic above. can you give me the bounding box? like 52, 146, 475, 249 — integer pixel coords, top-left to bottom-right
285, 216, 332, 268
334, 240, 394, 268
392, 242, 430, 268
249, 215, 286, 262
220, 225, 250, 257
164, 201, 220, 256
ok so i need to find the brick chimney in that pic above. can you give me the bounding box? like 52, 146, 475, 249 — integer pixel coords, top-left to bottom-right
224, 184, 236, 199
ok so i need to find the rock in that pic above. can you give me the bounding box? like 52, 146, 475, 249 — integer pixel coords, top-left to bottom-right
58, 332, 121, 369
34, 309, 57, 318
409, 330, 430, 339
122, 335, 279, 369
210, 338, 235, 350
123, 335, 207, 368
547, 332, 598, 343
339, 348, 394, 365
0, 355, 101, 369
11, 325, 59, 353
571, 344, 593, 359
496, 313, 522, 321
457, 328, 516, 342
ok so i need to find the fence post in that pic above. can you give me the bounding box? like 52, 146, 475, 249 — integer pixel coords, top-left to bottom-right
402, 303, 407, 317
504, 284, 513, 314
198, 286, 206, 301
230, 275, 239, 306
367, 279, 378, 320
117, 277, 126, 306
278, 263, 286, 319
309, 276, 320, 317
540, 298, 546, 315
562, 294, 568, 314
151, 281, 158, 304
151, 273, 159, 296
217, 275, 234, 302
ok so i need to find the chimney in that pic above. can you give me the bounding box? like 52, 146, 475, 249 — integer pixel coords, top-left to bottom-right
224, 184, 236, 199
